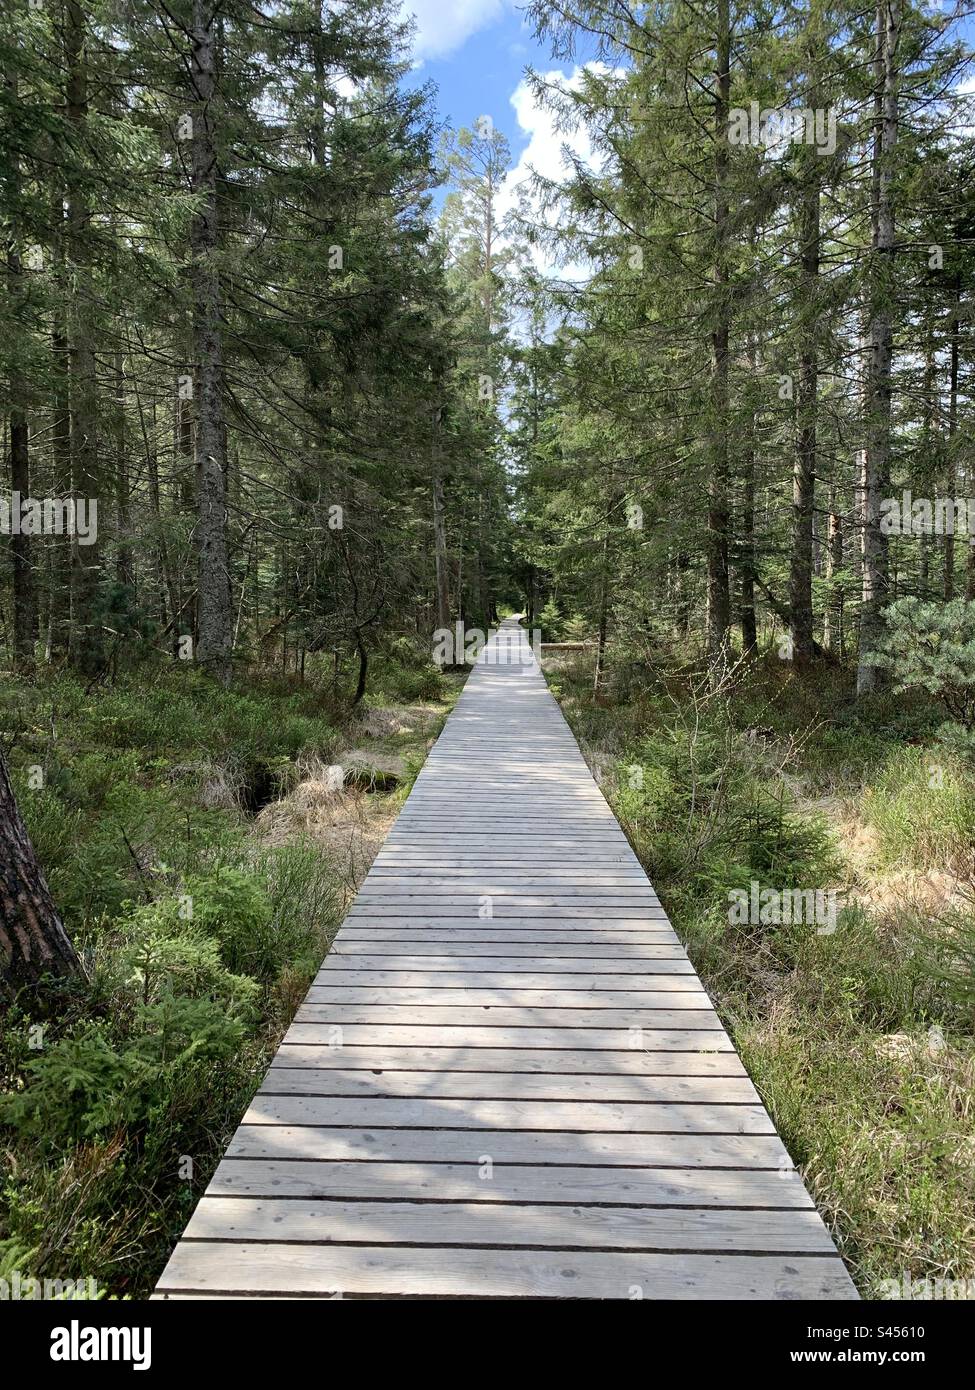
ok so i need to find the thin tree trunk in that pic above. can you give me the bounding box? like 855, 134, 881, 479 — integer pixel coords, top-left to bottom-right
919, 319, 935, 601
8, 405, 35, 671
943, 291, 957, 598
431, 406, 450, 633
856, 0, 898, 696
137, 382, 180, 653
790, 113, 821, 665
707, 0, 732, 676
115, 353, 134, 591
49, 305, 72, 661
191, 0, 232, 684
65, 0, 103, 675
740, 437, 758, 655
824, 485, 844, 656
593, 512, 612, 698
5, 63, 36, 671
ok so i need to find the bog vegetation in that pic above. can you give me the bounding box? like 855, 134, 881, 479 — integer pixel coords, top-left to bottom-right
2, 0, 975, 1297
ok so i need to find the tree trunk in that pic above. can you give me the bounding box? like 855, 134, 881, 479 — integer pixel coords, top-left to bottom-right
65, 0, 103, 676
115, 353, 134, 591
431, 406, 450, 633
824, 485, 844, 656
5, 63, 36, 671
790, 141, 820, 665
191, 0, 232, 684
740, 437, 758, 655
706, 0, 732, 676
0, 751, 79, 991
9, 405, 35, 671
593, 511, 612, 699
856, 0, 898, 696
48, 191, 73, 662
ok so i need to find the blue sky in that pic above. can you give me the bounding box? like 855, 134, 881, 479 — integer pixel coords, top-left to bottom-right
399, 0, 602, 253
402, 2, 554, 145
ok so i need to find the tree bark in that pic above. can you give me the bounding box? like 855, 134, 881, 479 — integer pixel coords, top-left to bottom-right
431, 405, 451, 634
65, 0, 103, 675
191, 0, 232, 684
5, 62, 36, 671
824, 485, 844, 656
706, 0, 732, 676
856, 0, 898, 696
593, 504, 612, 698
0, 750, 79, 991
790, 140, 820, 665
48, 172, 73, 662
740, 435, 758, 655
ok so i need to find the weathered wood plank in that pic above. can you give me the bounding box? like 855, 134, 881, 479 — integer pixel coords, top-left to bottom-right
319, 956, 687, 974
205, 1159, 812, 1207
155, 1243, 856, 1300
283, 1024, 731, 1048
306, 988, 707, 1007
239, 1096, 774, 1133
269, 1045, 748, 1075
257, 1068, 761, 1103
312, 970, 699, 988
225, 1127, 789, 1166
293, 1005, 721, 1028
181, 1198, 838, 1253
330, 940, 681, 958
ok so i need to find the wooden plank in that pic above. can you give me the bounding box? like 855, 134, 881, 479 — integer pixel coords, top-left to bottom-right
293, 1005, 721, 1028
318, 961, 689, 979
283, 1025, 731, 1049
257, 1069, 761, 1103
344, 911, 674, 924
270, 1045, 748, 1075
306, 988, 708, 1007
340, 916, 674, 929
312, 970, 698, 988
345, 906, 669, 918
362, 877, 652, 888
240, 1096, 773, 1133
155, 1243, 856, 1300
206, 1159, 810, 1206
330, 941, 680, 958
337, 929, 683, 944
226, 1126, 792, 1166
182, 1197, 837, 1253
369, 850, 639, 861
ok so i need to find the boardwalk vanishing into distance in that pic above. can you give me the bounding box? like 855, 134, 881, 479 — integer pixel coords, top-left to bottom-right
155, 619, 857, 1300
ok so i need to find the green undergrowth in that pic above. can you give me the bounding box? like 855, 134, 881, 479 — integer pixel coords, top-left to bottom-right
549, 644, 975, 1298
0, 645, 459, 1296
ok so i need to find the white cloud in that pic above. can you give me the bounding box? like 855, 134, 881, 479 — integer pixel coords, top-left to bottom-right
402, 0, 507, 62
498, 66, 607, 280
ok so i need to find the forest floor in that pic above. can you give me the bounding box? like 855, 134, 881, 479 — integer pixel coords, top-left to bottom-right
545, 647, 975, 1300
0, 650, 464, 1297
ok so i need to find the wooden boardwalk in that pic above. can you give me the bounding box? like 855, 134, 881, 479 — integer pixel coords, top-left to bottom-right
155, 620, 857, 1300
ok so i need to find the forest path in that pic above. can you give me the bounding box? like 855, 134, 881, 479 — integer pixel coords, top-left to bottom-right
154, 619, 857, 1300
